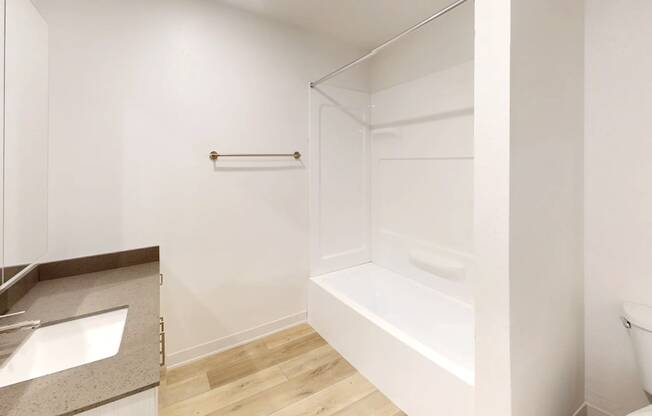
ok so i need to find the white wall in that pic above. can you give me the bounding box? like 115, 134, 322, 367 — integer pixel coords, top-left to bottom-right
585, 1, 652, 414
509, 0, 585, 414
33, 0, 365, 365
473, 1, 513, 414
0, 0, 4, 280
3, 0, 48, 269
474, 1, 585, 414
369, 1, 473, 92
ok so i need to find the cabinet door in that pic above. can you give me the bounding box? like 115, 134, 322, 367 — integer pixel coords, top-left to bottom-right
78, 388, 158, 416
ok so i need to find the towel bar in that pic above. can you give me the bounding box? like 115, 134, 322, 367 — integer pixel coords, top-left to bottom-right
209, 151, 301, 161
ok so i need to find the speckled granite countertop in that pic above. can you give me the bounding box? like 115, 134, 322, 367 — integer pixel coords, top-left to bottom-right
0, 263, 160, 416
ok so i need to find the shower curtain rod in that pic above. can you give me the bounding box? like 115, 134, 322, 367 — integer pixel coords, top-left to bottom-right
309, 0, 470, 88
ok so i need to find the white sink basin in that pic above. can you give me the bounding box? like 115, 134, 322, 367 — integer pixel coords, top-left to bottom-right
0, 307, 128, 388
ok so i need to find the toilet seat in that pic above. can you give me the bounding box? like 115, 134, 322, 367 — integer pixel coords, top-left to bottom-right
628, 405, 652, 415
624, 302, 652, 332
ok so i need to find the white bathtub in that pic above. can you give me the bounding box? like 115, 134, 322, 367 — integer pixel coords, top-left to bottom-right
308, 263, 474, 416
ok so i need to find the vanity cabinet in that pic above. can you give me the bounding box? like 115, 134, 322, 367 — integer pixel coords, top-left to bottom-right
78, 388, 158, 416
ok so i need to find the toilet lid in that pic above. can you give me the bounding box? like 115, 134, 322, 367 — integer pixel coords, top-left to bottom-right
629, 405, 652, 415
623, 302, 652, 331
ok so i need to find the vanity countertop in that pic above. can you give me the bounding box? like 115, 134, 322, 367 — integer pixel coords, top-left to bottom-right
0, 262, 161, 416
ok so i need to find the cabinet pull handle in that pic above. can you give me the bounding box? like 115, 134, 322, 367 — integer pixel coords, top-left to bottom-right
160, 317, 166, 367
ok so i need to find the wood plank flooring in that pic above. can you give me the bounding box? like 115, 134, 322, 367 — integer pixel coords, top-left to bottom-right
160, 324, 406, 416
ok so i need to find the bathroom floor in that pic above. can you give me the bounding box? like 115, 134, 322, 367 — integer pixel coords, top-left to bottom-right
159, 324, 405, 416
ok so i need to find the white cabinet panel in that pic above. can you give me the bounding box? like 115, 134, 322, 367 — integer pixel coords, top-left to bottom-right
79, 388, 158, 416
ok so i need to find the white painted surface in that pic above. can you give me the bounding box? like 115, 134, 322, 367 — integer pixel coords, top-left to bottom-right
585, 1, 652, 414
0, 0, 4, 282
3, 0, 48, 269
168, 311, 305, 367
309, 264, 473, 416
0, 308, 127, 389
508, 1, 585, 415
221, 0, 467, 49
472, 1, 513, 414
78, 388, 158, 416
473, 1, 584, 414
33, 0, 366, 364
368, 0, 474, 92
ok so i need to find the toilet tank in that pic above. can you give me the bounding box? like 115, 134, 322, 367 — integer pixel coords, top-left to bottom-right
624, 302, 652, 394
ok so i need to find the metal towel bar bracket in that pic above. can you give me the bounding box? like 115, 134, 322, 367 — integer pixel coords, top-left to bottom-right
209, 151, 301, 161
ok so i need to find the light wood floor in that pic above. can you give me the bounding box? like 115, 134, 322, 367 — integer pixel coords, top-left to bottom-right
159, 324, 406, 416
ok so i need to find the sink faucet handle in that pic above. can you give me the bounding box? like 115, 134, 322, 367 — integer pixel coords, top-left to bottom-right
0, 310, 26, 320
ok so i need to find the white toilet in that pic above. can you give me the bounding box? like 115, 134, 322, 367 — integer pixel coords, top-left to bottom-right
623, 302, 652, 415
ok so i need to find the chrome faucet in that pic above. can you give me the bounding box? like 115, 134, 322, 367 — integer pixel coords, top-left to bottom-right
0, 311, 41, 334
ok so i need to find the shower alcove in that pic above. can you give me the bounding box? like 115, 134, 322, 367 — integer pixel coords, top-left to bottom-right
307, 1, 475, 415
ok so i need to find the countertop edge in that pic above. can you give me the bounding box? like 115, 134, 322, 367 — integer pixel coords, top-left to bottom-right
0, 263, 161, 416
66, 381, 161, 416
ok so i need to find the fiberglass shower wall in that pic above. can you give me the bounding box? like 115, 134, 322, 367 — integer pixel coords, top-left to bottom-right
309, 75, 372, 276
309, 1, 474, 304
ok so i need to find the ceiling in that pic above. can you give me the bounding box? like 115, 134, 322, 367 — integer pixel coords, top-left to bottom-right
218, 0, 457, 48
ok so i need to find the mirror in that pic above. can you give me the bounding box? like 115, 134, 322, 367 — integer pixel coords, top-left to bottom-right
1, 0, 49, 288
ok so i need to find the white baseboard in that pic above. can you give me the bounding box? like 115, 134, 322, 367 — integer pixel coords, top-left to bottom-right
166, 311, 307, 368
573, 403, 617, 416
587, 404, 616, 416
573, 403, 588, 416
